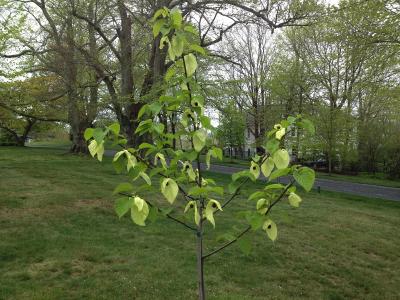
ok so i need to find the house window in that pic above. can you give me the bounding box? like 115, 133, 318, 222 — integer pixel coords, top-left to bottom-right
247, 128, 251, 138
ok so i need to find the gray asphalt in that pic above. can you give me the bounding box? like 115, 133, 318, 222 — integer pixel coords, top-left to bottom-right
206, 163, 400, 202
105, 150, 400, 201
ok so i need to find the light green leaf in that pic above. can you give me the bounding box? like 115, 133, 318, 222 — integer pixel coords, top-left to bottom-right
287, 116, 296, 124
188, 186, 208, 196
127, 154, 137, 171
193, 130, 206, 152
190, 44, 206, 55
161, 178, 179, 204
137, 104, 149, 119
184, 53, 197, 77
165, 66, 176, 81
170, 8, 182, 28
134, 196, 145, 211
269, 168, 291, 181
108, 123, 120, 135
184, 201, 196, 213
209, 186, 224, 196
152, 7, 168, 21
185, 201, 200, 225
206, 151, 211, 170
264, 183, 285, 190
261, 157, 274, 177
84, 128, 94, 141
256, 198, 270, 215
246, 212, 265, 230
265, 138, 280, 154
92, 128, 105, 144
96, 142, 104, 161
293, 167, 315, 192
113, 150, 125, 162
184, 24, 198, 35
249, 161, 260, 180
200, 116, 212, 129
253, 155, 261, 163
273, 149, 290, 169
263, 219, 277, 241
139, 172, 151, 186
113, 182, 134, 195
194, 204, 200, 226
131, 196, 149, 226
205, 199, 223, 228
288, 192, 302, 207
276, 127, 286, 140
153, 18, 165, 37
171, 34, 184, 57
154, 153, 168, 169
115, 197, 133, 218
139, 143, 155, 150
248, 191, 265, 201
182, 161, 196, 181
256, 198, 267, 210
88, 139, 98, 157
148, 102, 162, 115
88, 139, 104, 161
232, 170, 255, 182
228, 181, 240, 194
168, 40, 175, 61
212, 147, 223, 160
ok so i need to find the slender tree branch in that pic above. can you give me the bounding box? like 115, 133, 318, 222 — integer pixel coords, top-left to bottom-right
203, 179, 295, 259
0, 102, 66, 122
71, 8, 122, 61
221, 177, 249, 209
202, 225, 251, 259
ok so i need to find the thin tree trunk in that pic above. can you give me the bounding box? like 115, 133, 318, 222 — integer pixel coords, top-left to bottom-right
196, 216, 205, 300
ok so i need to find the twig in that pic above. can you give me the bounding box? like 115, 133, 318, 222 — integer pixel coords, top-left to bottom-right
202, 225, 251, 259
203, 179, 295, 259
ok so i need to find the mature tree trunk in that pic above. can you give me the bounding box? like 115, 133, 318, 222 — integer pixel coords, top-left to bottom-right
117, 1, 136, 145
87, 1, 99, 125
65, 17, 87, 153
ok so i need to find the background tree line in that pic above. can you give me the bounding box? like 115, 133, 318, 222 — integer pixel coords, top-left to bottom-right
0, 0, 399, 178
209, 0, 400, 177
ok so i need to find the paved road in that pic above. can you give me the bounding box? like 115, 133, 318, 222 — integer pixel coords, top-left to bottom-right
206, 163, 400, 202
105, 150, 400, 201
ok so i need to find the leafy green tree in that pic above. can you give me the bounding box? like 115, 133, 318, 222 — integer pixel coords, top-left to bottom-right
0, 76, 66, 146
85, 9, 316, 299
216, 103, 245, 158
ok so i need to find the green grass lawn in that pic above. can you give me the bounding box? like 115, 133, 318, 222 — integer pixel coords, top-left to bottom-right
1, 147, 400, 299
316, 172, 400, 188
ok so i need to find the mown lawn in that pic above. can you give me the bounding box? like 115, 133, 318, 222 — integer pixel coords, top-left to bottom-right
1, 147, 400, 299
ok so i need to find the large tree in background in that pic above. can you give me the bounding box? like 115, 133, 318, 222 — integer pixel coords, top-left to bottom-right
278, 1, 399, 173
0, 77, 66, 145
1, 0, 320, 151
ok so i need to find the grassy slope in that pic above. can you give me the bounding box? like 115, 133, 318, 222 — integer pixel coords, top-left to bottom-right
1, 147, 400, 299
28, 140, 400, 188
316, 172, 400, 188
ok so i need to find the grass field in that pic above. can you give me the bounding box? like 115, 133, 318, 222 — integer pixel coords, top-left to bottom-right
28, 139, 400, 188
1, 147, 400, 299
316, 172, 400, 188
